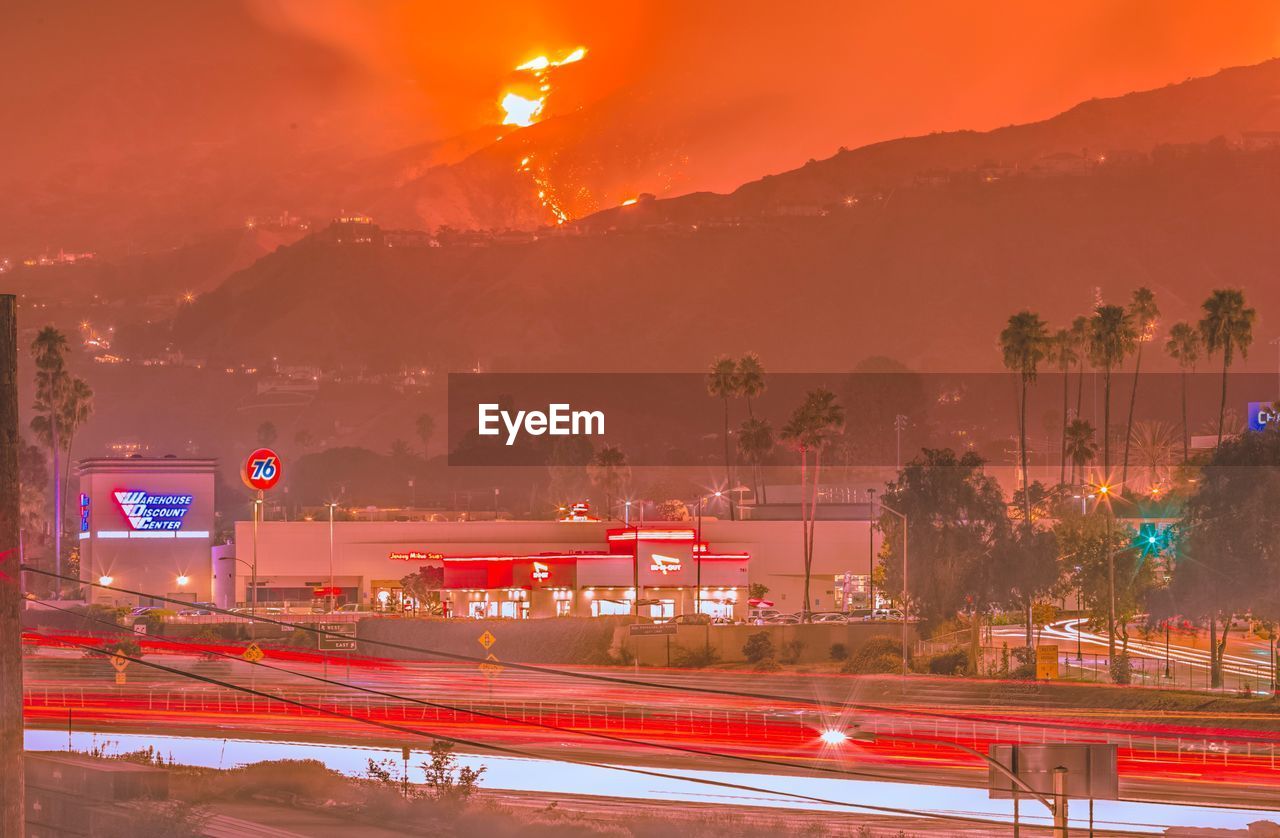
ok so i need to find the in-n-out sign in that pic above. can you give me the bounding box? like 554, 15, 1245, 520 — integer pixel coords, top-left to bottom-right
531, 561, 551, 581
649, 554, 682, 574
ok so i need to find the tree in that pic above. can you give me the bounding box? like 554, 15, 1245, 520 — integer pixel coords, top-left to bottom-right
995, 513, 1062, 648
879, 448, 1009, 671
400, 566, 444, 615
1047, 328, 1078, 485
1054, 506, 1155, 675
1088, 305, 1138, 476
1070, 315, 1090, 421
30, 326, 70, 593
1173, 429, 1280, 687
780, 388, 844, 618
420, 741, 485, 801
706, 356, 741, 516
737, 353, 766, 418
1064, 419, 1095, 486
1165, 322, 1202, 462
56, 377, 93, 542
1128, 421, 1179, 491
736, 417, 774, 505
1121, 288, 1159, 487
587, 444, 628, 519
415, 413, 436, 459
1199, 289, 1256, 447
256, 421, 278, 447
1000, 310, 1050, 523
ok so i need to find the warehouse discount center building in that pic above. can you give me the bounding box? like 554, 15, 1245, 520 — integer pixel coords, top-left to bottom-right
77, 457, 217, 606
220, 518, 880, 619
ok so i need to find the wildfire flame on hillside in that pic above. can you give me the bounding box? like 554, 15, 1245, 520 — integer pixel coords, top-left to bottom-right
500, 47, 587, 127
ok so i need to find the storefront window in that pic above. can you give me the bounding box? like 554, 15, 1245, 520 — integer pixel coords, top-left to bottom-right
555, 600, 572, 617
647, 600, 674, 620
591, 599, 630, 616
698, 599, 733, 619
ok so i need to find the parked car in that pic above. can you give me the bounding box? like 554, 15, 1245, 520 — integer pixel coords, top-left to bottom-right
748, 608, 780, 624
337, 603, 372, 613
177, 608, 213, 616
672, 613, 712, 625
809, 611, 848, 624
765, 613, 801, 625
863, 608, 905, 622
128, 606, 166, 617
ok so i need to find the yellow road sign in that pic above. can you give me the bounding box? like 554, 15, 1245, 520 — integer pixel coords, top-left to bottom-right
108, 654, 130, 673
477, 631, 496, 650
242, 642, 265, 663
1036, 645, 1059, 680
478, 652, 503, 677
114, 672, 127, 685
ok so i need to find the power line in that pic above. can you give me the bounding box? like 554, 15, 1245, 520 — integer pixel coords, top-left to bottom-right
24, 568, 1277, 747
33, 630, 1027, 830
24, 599, 930, 787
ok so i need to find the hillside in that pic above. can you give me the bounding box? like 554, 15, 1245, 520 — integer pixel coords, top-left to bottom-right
171, 141, 1280, 373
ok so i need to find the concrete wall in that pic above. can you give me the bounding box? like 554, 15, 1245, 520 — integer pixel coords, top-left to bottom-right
623, 622, 918, 666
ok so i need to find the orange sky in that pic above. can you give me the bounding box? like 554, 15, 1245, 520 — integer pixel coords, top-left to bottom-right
250, 0, 1280, 187
2, 1, 1278, 251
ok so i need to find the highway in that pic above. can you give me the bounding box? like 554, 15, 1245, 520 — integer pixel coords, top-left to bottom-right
20, 633, 1280, 816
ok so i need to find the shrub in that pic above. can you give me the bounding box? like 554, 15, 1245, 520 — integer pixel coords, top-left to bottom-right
923, 648, 968, 676
842, 636, 902, 674
753, 657, 781, 672
670, 644, 720, 668
742, 631, 774, 664
421, 742, 485, 801
1008, 646, 1036, 680
778, 639, 806, 665
829, 643, 849, 661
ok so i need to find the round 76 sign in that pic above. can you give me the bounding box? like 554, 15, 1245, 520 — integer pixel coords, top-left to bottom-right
242, 448, 283, 491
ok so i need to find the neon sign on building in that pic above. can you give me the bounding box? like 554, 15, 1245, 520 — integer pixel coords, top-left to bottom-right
649, 554, 683, 574
531, 561, 551, 581
113, 491, 194, 531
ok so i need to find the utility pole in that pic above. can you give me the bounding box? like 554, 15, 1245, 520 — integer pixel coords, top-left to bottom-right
1, 293, 25, 835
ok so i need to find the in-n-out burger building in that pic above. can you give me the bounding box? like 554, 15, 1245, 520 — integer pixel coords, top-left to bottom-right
220, 517, 880, 619
436, 527, 748, 619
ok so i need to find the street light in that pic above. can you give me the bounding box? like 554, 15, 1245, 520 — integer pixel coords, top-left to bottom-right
866, 488, 876, 614
98, 575, 113, 587
327, 501, 339, 613
878, 499, 909, 677
217, 554, 257, 641
175, 575, 189, 587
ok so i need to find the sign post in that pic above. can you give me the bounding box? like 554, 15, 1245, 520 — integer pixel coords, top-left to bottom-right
241, 448, 283, 645
1036, 645, 1060, 680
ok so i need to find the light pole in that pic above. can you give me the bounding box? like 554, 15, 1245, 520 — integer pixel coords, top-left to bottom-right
893, 414, 908, 471
866, 488, 876, 613
217, 555, 257, 641
878, 499, 908, 677
327, 502, 338, 613
252, 493, 263, 623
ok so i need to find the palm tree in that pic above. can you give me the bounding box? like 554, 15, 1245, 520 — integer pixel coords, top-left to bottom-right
1088, 305, 1137, 476
737, 417, 774, 504
1047, 328, 1078, 485
706, 356, 741, 517
780, 388, 844, 618
589, 445, 629, 519
57, 378, 94, 540
1064, 419, 1098, 485
415, 413, 436, 459
1000, 311, 1050, 522
1165, 322, 1201, 461
1121, 288, 1160, 486
1199, 289, 1256, 446
30, 326, 69, 593
737, 353, 766, 419
1129, 420, 1179, 491
1071, 315, 1090, 420
256, 421, 278, 447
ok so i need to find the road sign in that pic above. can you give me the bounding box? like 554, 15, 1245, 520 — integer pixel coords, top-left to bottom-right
242, 448, 283, 491
477, 630, 496, 650
988, 744, 1118, 800
629, 623, 677, 637
242, 642, 265, 663
478, 653, 503, 677
317, 622, 357, 652
1036, 645, 1060, 680
108, 654, 129, 673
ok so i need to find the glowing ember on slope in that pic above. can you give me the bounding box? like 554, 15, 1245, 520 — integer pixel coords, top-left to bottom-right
500, 47, 587, 127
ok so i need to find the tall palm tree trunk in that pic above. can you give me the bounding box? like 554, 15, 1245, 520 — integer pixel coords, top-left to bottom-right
1102, 369, 1112, 474
1019, 378, 1030, 521
1060, 368, 1069, 485
1122, 342, 1144, 486
798, 447, 809, 617
722, 398, 735, 520
807, 449, 823, 620
1217, 355, 1230, 446
51, 413, 61, 599
1180, 369, 1189, 462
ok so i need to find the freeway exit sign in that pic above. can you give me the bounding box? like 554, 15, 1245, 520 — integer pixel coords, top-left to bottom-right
317, 622, 357, 652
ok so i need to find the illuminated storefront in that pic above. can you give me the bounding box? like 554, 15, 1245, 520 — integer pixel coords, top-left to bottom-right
77, 457, 217, 607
